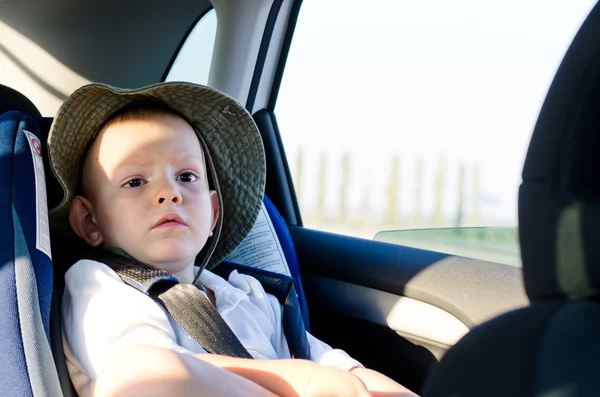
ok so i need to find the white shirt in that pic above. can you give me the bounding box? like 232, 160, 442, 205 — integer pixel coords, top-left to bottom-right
62, 259, 362, 397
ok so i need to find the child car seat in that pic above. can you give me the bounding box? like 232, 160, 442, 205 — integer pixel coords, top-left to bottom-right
0, 107, 62, 396
0, 85, 311, 396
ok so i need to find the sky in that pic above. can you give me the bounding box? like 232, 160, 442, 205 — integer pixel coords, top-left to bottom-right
168, 1, 598, 228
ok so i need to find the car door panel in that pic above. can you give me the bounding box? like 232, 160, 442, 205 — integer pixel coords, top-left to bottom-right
304, 275, 469, 351
291, 227, 528, 326
289, 226, 529, 392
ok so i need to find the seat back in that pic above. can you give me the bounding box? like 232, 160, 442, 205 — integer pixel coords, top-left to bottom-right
422, 3, 600, 396
0, 110, 62, 396
225, 195, 309, 329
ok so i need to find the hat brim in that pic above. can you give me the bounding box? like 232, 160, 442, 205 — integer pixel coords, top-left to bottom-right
48, 82, 265, 268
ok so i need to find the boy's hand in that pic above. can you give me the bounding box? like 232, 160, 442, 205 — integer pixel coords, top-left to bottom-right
300, 362, 372, 397
197, 355, 372, 397
350, 367, 419, 397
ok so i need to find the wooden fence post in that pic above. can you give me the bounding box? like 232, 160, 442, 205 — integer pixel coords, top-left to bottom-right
386, 154, 400, 225
339, 152, 350, 221
412, 156, 423, 227
434, 155, 446, 227
294, 147, 304, 203
316, 152, 326, 217
469, 164, 480, 225
455, 164, 465, 227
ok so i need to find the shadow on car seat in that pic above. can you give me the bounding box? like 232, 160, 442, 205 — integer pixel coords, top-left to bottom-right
422, 3, 600, 396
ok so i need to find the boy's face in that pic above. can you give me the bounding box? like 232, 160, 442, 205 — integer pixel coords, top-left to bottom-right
69, 114, 218, 276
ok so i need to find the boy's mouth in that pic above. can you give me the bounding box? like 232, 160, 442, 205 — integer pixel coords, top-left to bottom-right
153, 213, 186, 229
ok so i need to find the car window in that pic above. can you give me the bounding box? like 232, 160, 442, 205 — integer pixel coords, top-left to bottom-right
274, 0, 595, 261
165, 9, 217, 85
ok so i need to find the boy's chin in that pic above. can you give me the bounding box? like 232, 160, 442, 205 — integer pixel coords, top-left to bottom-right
142, 246, 199, 269
146, 251, 194, 265
142, 256, 196, 276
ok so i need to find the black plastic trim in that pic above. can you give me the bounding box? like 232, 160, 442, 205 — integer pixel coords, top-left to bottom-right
254, 109, 302, 225
50, 274, 76, 397
246, 0, 284, 111
267, 0, 303, 111
161, 6, 215, 82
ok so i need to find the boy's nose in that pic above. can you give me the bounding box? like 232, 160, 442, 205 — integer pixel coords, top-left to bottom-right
157, 191, 183, 205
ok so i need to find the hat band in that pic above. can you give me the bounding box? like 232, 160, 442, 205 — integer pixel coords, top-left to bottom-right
193, 127, 223, 283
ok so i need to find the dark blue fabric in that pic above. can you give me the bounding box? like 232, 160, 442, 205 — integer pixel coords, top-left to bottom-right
537, 302, 600, 397
422, 302, 564, 397
422, 300, 600, 397
263, 195, 309, 330
0, 110, 34, 396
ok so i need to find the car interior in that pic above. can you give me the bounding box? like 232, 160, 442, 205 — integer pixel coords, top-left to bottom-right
1, 0, 599, 396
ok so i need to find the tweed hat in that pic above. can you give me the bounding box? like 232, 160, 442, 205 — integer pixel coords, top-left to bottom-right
47, 82, 266, 271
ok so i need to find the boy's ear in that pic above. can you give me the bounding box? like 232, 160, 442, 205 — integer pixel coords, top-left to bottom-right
208, 190, 220, 237
69, 196, 104, 247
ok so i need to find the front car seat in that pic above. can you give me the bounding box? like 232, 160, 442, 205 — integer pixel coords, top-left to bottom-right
421, 3, 600, 397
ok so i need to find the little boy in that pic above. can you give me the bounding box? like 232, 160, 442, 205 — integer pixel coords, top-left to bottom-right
48, 82, 417, 397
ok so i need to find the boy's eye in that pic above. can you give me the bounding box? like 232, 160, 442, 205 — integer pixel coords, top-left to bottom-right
177, 172, 198, 183
123, 179, 145, 188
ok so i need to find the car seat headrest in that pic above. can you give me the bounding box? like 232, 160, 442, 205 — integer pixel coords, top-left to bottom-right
519, 7, 600, 302
0, 86, 62, 213
0, 85, 41, 118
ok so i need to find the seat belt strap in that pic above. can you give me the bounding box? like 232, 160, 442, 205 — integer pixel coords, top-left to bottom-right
86, 251, 252, 359
213, 262, 311, 360
149, 280, 252, 358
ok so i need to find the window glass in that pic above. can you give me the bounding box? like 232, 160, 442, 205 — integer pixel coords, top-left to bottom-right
374, 227, 521, 266
275, 0, 596, 243
165, 9, 217, 85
